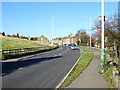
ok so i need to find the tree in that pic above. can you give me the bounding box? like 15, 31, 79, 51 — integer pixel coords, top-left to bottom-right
93, 13, 120, 61
33, 37, 38, 41
17, 33, 19, 37
80, 32, 90, 46
2, 32, 5, 36
30, 38, 34, 40
30, 37, 38, 41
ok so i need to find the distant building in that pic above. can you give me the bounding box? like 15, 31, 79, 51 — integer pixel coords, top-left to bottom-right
50, 34, 78, 45
37, 35, 50, 45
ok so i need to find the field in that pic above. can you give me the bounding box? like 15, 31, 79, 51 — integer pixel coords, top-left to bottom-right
1, 36, 48, 50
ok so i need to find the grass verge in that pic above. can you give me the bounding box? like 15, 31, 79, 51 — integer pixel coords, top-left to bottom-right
102, 65, 115, 88
79, 46, 92, 52
60, 52, 94, 88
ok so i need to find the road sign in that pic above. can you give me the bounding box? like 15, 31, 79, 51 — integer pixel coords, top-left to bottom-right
98, 16, 107, 21
99, 30, 102, 36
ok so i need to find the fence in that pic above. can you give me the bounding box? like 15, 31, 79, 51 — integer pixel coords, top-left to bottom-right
1, 46, 58, 59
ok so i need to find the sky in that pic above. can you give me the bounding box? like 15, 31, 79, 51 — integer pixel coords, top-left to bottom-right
2, 2, 118, 40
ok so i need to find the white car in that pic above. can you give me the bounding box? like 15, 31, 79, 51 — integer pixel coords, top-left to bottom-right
70, 44, 78, 50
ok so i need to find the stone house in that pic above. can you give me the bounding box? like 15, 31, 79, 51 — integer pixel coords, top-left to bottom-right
51, 34, 78, 45
37, 35, 50, 45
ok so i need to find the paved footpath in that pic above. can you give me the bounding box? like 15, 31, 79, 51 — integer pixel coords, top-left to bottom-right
68, 49, 108, 88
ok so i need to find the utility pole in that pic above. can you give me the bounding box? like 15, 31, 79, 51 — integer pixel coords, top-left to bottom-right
28, 33, 30, 40
89, 17, 92, 51
52, 16, 54, 40
78, 29, 81, 46
84, 16, 92, 50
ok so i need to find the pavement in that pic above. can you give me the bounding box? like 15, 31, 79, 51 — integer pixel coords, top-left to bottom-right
2, 46, 81, 88
68, 49, 108, 88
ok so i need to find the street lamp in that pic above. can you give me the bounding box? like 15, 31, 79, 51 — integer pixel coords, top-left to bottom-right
52, 16, 54, 40
98, 0, 106, 73
84, 16, 92, 50
28, 33, 30, 40
78, 29, 81, 46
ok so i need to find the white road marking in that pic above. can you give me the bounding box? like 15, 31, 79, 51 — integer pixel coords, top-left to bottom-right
18, 68, 22, 70
56, 47, 69, 56
58, 53, 62, 56
54, 55, 58, 57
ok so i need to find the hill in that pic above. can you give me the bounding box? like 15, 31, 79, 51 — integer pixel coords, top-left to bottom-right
1, 36, 48, 50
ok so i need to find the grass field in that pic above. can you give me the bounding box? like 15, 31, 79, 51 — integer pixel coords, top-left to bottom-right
1, 36, 48, 50
0, 36, 53, 60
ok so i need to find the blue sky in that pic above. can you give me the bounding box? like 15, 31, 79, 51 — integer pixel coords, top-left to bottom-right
2, 2, 118, 40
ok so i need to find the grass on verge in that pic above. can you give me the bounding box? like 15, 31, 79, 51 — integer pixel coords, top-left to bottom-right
60, 52, 94, 88
79, 46, 92, 52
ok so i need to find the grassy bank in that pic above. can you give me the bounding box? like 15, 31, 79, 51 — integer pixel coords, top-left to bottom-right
2, 36, 48, 50
60, 48, 94, 88
1, 36, 56, 60
102, 65, 115, 88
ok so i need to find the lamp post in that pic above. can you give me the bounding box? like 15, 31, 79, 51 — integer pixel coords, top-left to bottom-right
28, 33, 30, 40
77, 29, 81, 46
52, 16, 54, 40
84, 16, 92, 50
98, 0, 106, 73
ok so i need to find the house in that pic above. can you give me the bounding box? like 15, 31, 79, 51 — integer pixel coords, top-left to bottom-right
37, 35, 50, 45
50, 34, 78, 45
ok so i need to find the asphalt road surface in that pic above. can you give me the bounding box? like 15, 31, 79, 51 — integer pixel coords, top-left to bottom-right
2, 46, 81, 88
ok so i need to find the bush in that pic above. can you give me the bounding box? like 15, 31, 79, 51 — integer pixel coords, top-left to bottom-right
106, 50, 116, 58
103, 64, 115, 88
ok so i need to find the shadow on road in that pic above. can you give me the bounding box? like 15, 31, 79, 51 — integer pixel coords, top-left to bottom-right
1, 56, 62, 76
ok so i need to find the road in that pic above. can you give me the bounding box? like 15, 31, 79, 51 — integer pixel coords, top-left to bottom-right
2, 46, 81, 88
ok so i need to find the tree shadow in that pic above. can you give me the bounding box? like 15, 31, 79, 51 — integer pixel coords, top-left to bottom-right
1, 56, 62, 76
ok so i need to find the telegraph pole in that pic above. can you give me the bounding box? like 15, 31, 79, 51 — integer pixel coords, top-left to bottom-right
84, 16, 92, 50
52, 16, 54, 40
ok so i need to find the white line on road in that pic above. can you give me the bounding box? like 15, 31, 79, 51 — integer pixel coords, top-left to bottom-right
54, 55, 58, 57
56, 47, 69, 56
18, 68, 22, 70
